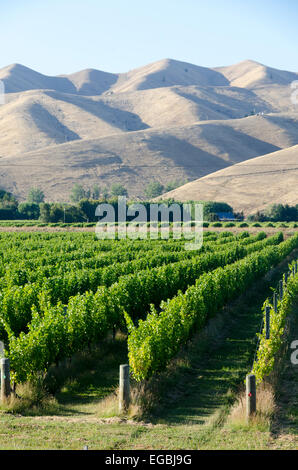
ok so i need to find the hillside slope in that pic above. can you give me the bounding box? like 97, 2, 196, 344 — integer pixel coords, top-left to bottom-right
1, 114, 298, 202
0, 58, 297, 207
215, 60, 298, 89
159, 145, 298, 214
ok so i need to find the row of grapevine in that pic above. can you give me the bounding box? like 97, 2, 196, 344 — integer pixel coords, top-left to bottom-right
0, 233, 255, 338
0, 232, 262, 289
252, 260, 298, 383
0, 233, 277, 339
0, 231, 229, 280
0, 232, 243, 287
126, 233, 298, 381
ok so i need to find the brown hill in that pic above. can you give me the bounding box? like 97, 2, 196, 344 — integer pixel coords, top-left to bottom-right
159, 145, 298, 215
215, 60, 298, 89
0, 58, 297, 206
1, 114, 298, 202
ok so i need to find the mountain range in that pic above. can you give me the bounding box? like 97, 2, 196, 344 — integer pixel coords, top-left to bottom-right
0, 58, 297, 213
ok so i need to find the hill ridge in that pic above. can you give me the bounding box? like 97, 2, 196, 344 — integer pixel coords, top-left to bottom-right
0, 58, 297, 210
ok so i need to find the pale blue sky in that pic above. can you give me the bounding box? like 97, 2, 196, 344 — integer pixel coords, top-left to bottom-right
0, 0, 297, 75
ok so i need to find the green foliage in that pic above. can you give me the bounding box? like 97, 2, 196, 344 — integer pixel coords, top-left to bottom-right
27, 187, 45, 204
252, 264, 298, 383
248, 204, 298, 222
3, 232, 274, 383
265, 203, 298, 222
92, 185, 101, 200
101, 187, 110, 199
39, 203, 51, 223
18, 202, 40, 220
144, 181, 164, 199
239, 222, 248, 228
70, 183, 89, 203
0, 190, 18, 219
110, 183, 128, 197
39, 203, 83, 223
126, 234, 298, 381
78, 199, 100, 222
2, 230, 297, 384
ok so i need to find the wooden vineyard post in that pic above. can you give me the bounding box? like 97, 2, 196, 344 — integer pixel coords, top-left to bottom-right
119, 364, 130, 412
1, 358, 11, 402
246, 374, 256, 421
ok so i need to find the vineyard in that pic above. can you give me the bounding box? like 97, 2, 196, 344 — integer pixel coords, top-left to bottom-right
0, 228, 297, 449
0, 229, 296, 387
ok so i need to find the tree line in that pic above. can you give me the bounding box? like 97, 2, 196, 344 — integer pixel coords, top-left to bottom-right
0, 179, 187, 222
248, 204, 298, 222
1, 184, 297, 223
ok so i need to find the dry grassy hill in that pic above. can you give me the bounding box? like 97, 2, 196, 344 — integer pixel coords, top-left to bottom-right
109, 58, 229, 93
215, 60, 298, 89
0, 58, 297, 208
1, 113, 298, 202
159, 145, 298, 215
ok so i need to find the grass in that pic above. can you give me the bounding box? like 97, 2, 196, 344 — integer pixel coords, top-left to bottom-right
44, 332, 129, 417
0, 380, 59, 416
228, 382, 276, 428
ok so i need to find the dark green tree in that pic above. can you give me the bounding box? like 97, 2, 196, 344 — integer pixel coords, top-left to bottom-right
92, 184, 101, 199
70, 184, 87, 203
49, 204, 64, 223
27, 187, 45, 204
102, 187, 109, 199
110, 183, 128, 197
18, 202, 40, 220
265, 203, 298, 222
39, 203, 51, 222
78, 199, 99, 222
144, 181, 164, 199
0, 189, 18, 219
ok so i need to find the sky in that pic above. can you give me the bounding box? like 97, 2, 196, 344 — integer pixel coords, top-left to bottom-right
0, 0, 297, 75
